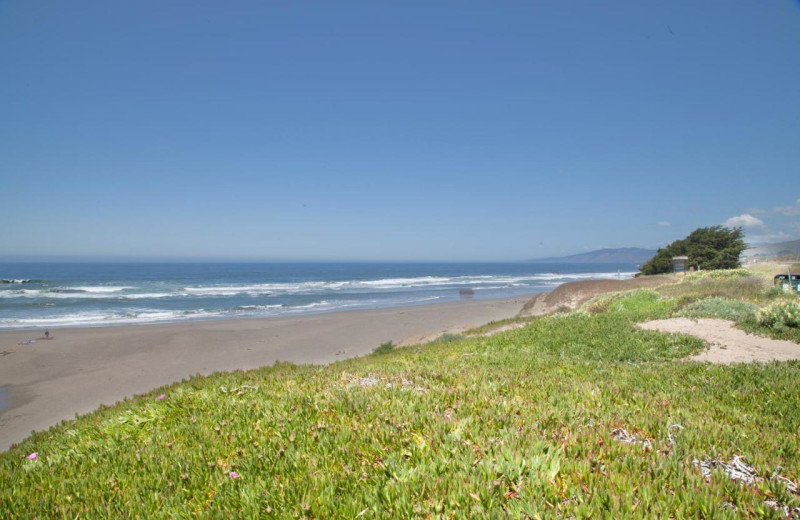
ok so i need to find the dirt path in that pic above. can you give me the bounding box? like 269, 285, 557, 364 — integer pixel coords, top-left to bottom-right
638, 318, 800, 364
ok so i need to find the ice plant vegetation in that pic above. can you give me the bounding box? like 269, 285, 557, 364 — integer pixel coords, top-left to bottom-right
1, 268, 798, 518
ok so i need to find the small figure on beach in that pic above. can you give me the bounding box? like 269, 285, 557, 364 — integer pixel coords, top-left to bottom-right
44, 330, 50, 339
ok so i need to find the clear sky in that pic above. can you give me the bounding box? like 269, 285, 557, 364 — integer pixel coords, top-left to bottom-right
1, 0, 798, 261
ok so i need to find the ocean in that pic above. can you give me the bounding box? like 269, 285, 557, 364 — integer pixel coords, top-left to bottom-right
0, 262, 637, 330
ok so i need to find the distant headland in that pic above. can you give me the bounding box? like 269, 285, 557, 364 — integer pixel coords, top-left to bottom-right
525, 247, 656, 264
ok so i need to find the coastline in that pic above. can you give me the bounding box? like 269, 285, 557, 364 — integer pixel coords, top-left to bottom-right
0, 294, 530, 450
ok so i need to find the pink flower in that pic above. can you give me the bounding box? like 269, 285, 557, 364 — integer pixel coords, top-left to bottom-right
27, 452, 38, 460
157, 394, 166, 401
229, 471, 239, 479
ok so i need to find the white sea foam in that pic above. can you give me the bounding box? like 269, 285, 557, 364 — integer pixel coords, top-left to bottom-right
0, 309, 226, 329
0, 301, 343, 328
180, 273, 638, 296
183, 281, 349, 296
399, 296, 440, 303
356, 276, 453, 287
0, 290, 173, 300
0, 290, 42, 298
1, 294, 451, 328
0, 271, 637, 302
284, 300, 334, 311
118, 293, 175, 299
69, 286, 136, 293
236, 304, 284, 311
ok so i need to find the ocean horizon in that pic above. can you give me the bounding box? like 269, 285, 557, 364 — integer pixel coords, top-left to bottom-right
0, 262, 638, 330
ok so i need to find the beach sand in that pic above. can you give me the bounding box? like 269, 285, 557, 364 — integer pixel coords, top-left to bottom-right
0, 296, 529, 450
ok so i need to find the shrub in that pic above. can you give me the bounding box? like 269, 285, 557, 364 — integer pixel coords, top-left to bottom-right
641, 226, 746, 275
372, 341, 395, 354
757, 300, 800, 329
677, 297, 758, 322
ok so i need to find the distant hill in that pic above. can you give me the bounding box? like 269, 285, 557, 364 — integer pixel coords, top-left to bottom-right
743, 239, 800, 259
527, 247, 656, 264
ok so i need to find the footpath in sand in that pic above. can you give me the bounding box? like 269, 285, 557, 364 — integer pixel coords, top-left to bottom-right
638, 318, 800, 364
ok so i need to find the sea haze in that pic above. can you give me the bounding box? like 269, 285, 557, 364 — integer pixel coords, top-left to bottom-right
0, 262, 638, 329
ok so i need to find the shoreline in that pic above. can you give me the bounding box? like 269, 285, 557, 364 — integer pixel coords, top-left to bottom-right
0, 291, 535, 332
0, 294, 531, 450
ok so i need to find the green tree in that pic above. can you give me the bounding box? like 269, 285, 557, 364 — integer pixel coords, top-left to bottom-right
641, 226, 746, 275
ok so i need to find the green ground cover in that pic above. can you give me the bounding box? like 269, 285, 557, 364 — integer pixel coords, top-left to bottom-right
677, 298, 760, 322
2, 271, 799, 519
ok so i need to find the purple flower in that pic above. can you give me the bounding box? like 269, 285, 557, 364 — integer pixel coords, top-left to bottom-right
157, 394, 166, 401
27, 452, 38, 460
229, 471, 239, 479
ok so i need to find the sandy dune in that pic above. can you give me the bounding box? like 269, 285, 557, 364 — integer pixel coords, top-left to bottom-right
518, 275, 674, 317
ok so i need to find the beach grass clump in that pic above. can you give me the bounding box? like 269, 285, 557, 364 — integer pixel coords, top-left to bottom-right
372, 341, 395, 354
2, 283, 800, 518
677, 297, 759, 322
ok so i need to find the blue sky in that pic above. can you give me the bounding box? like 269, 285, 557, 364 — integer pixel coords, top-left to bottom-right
1, 0, 798, 261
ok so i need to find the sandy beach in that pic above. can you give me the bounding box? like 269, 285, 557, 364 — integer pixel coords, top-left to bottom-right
0, 295, 529, 450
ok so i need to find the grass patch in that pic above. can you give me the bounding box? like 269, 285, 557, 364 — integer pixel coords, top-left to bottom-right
657, 274, 770, 303
682, 268, 754, 282
428, 333, 465, 344
2, 279, 799, 518
583, 289, 678, 322
745, 262, 800, 281
463, 317, 532, 336
677, 297, 759, 322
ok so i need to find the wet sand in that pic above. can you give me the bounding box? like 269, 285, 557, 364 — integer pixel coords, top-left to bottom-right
0, 386, 10, 415
0, 296, 529, 450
